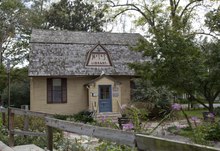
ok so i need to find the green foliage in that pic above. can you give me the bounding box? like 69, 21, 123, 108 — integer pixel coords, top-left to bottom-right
54, 110, 95, 124
45, 0, 105, 31
0, 0, 30, 66
123, 106, 142, 132
2, 67, 30, 108
131, 79, 173, 103
53, 114, 72, 120
14, 136, 47, 148
131, 79, 172, 119
0, 65, 7, 101
0, 126, 8, 144
205, 6, 220, 32
0, 113, 63, 148
73, 110, 95, 124
55, 138, 86, 151
95, 141, 137, 151
214, 107, 220, 117
203, 123, 220, 141
127, 1, 220, 113
97, 117, 119, 129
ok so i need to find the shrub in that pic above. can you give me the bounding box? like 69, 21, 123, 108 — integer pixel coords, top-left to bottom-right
214, 107, 220, 117
73, 110, 95, 124
145, 98, 172, 120
53, 114, 72, 120
95, 141, 137, 151
203, 123, 220, 141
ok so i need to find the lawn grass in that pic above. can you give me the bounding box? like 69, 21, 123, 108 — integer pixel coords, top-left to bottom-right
183, 109, 208, 118
179, 109, 220, 121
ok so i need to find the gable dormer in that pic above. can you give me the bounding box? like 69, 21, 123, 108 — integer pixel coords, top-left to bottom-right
85, 43, 112, 67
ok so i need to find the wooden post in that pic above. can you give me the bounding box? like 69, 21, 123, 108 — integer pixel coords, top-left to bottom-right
8, 108, 14, 147
23, 107, 29, 131
47, 126, 53, 151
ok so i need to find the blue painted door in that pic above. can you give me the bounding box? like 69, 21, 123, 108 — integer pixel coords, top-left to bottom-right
99, 85, 112, 112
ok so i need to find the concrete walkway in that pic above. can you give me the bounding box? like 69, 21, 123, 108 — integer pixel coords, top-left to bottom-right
0, 141, 45, 151
13, 144, 45, 151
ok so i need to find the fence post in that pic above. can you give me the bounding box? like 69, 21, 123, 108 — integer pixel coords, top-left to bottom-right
47, 126, 53, 151
8, 108, 14, 147
23, 106, 29, 131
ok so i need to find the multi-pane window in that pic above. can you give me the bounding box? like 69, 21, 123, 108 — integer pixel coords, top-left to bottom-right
100, 86, 110, 99
47, 78, 67, 103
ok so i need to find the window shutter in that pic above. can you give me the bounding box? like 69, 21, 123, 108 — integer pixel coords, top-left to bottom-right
62, 78, 67, 103
47, 78, 52, 103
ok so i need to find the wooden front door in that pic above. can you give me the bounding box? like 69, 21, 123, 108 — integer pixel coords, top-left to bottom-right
99, 85, 112, 112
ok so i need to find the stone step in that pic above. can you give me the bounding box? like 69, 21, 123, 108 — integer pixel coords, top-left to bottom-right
96, 112, 121, 117
95, 112, 121, 123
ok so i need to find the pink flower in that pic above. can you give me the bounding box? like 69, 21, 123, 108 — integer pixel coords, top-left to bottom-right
101, 115, 106, 123
122, 122, 134, 131
172, 103, 182, 111
207, 113, 215, 118
191, 116, 198, 121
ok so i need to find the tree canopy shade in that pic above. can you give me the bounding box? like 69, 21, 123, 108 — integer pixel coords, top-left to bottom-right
1, 67, 30, 108
106, 0, 220, 112
45, 0, 106, 31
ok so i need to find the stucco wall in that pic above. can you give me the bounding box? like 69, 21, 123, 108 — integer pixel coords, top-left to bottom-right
31, 77, 92, 114
30, 76, 131, 115
115, 77, 131, 105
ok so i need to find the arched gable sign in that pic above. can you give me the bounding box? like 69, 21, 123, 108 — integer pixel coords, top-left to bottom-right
85, 43, 112, 67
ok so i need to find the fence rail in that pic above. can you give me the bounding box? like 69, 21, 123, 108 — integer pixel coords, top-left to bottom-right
0, 107, 7, 113
0, 107, 48, 146
45, 117, 220, 151
10, 107, 52, 117
45, 117, 135, 147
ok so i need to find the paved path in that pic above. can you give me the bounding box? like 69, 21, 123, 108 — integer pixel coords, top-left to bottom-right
13, 144, 45, 151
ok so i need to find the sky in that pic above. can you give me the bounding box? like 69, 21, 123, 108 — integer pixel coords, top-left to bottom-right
103, 0, 220, 35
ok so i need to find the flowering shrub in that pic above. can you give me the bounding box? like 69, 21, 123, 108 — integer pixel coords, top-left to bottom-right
122, 122, 134, 131
171, 103, 182, 111
191, 116, 199, 127
120, 105, 143, 132
97, 115, 119, 129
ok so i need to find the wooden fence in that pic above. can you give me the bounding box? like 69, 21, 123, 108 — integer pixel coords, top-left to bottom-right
1, 108, 220, 151
45, 117, 220, 151
0, 107, 51, 146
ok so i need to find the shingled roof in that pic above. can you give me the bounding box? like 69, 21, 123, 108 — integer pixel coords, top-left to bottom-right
29, 29, 145, 76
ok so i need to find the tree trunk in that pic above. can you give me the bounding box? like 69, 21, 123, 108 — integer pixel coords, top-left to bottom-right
208, 100, 214, 113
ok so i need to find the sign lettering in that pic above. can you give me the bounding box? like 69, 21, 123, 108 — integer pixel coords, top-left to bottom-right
86, 44, 112, 67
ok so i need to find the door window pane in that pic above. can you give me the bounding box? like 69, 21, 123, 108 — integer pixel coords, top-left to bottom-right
100, 86, 110, 99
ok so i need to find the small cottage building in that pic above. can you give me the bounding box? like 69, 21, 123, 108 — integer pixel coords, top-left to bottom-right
29, 29, 144, 115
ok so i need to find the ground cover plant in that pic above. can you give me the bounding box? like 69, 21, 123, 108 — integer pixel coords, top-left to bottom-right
166, 104, 220, 146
